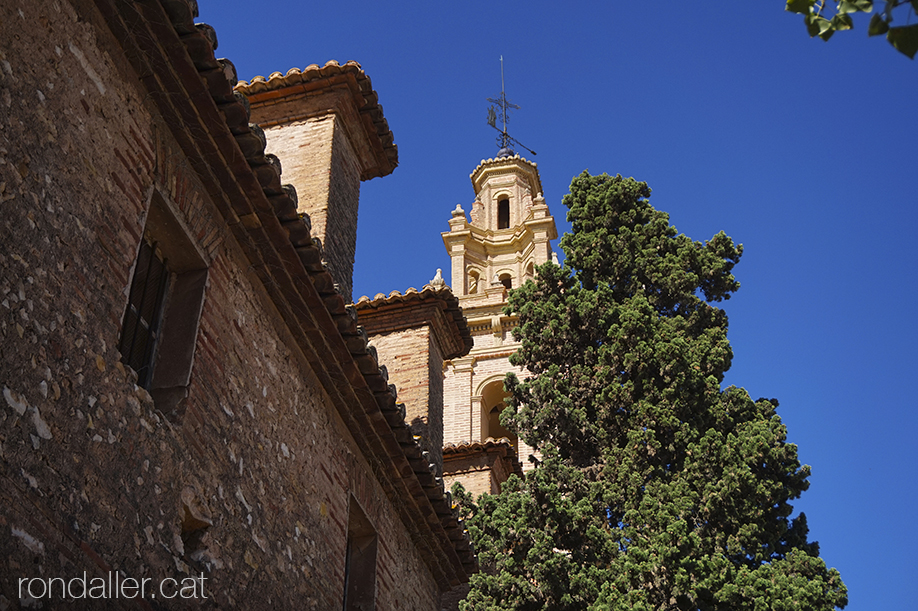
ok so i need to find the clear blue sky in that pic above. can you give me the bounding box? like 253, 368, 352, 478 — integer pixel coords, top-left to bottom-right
207, 3, 917, 609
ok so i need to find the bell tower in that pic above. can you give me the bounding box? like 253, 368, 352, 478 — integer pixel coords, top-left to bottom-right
440, 149, 557, 493
440, 61, 558, 497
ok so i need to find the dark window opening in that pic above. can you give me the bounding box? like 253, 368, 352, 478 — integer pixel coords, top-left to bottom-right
482, 381, 518, 450
499, 274, 512, 290
488, 406, 517, 445
343, 498, 377, 611
119, 240, 170, 388
497, 197, 510, 229
118, 192, 208, 419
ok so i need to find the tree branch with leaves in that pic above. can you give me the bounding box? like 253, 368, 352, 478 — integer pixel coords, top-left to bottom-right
786, 0, 918, 58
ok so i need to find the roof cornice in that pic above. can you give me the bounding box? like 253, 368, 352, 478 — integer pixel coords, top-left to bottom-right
354, 285, 473, 359
469, 153, 543, 197
92, 0, 474, 587
236, 62, 397, 180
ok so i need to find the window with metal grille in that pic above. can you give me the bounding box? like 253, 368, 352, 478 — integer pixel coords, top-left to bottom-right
119, 240, 170, 389
117, 191, 209, 418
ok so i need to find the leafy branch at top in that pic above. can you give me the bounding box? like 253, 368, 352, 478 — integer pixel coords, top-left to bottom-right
786, 0, 918, 58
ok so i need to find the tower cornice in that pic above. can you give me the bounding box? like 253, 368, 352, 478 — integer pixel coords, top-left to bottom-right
470, 154, 542, 197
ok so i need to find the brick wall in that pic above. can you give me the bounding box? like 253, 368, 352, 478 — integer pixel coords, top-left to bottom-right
260, 115, 361, 301
443, 454, 497, 498
262, 117, 335, 239
443, 439, 522, 500
443, 346, 537, 470
427, 334, 444, 470
357, 291, 470, 482
324, 120, 361, 302
0, 2, 440, 608
369, 327, 444, 474
443, 362, 474, 444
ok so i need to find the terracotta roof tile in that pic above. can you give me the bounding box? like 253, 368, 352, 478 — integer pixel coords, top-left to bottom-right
444, 437, 516, 455
354, 285, 474, 358
469, 153, 543, 197
235, 60, 397, 179
444, 437, 525, 478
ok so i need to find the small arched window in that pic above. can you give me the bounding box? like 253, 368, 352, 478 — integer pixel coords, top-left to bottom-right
499, 273, 512, 290
481, 380, 517, 449
497, 197, 510, 229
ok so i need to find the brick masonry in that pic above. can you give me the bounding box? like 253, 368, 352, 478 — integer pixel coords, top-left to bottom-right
263, 116, 336, 238
259, 115, 362, 302
369, 327, 445, 474
0, 2, 442, 609
442, 443, 518, 498
443, 350, 536, 468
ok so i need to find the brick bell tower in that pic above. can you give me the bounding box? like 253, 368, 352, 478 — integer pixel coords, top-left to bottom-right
440, 148, 557, 495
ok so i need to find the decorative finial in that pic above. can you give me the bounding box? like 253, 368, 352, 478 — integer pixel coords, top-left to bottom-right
551, 252, 559, 265
430, 268, 446, 289
452, 203, 465, 217
486, 57, 536, 157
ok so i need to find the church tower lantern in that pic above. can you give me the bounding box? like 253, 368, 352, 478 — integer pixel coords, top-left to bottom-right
444, 155, 556, 298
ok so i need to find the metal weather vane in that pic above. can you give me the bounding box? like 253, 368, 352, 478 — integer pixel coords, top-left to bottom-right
487, 56, 536, 156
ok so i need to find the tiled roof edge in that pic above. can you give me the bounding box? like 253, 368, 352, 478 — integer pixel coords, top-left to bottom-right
353, 285, 474, 357
235, 61, 397, 179
144, 0, 475, 584
444, 437, 525, 478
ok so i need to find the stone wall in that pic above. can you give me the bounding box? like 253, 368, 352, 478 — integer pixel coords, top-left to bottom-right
0, 2, 441, 609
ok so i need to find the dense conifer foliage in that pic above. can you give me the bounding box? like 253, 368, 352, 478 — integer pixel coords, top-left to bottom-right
456, 172, 847, 610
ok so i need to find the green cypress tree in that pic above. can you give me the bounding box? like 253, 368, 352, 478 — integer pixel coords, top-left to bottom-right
456, 171, 847, 611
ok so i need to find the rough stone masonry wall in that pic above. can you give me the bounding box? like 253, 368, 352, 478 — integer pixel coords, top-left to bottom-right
0, 2, 438, 609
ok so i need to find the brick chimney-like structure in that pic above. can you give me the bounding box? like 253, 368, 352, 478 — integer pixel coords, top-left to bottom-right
237, 61, 398, 302
355, 285, 473, 476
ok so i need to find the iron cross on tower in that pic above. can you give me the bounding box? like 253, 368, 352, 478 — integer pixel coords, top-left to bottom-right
487, 56, 536, 157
